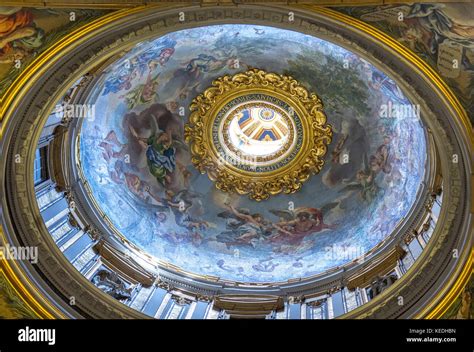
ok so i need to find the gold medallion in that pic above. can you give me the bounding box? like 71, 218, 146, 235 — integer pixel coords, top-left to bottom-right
184, 69, 332, 201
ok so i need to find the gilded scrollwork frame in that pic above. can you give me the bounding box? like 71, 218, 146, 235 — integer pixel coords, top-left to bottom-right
184, 68, 332, 201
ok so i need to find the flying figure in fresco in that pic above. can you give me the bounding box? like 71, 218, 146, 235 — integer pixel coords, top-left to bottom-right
123, 173, 176, 212
339, 137, 393, 202
97, 129, 181, 212
102, 37, 176, 96
127, 115, 187, 187
216, 203, 272, 249
99, 130, 124, 162
165, 190, 209, 232
268, 203, 338, 246
101, 122, 178, 188
144, 131, 177, 186
339, 169, 380, 203
323, 119, 370, 189
167, 53, 241, 100
369, 136, 392, 174
131, 37, 176, 74
120, 103, 189, 191
121, 71, 161, 109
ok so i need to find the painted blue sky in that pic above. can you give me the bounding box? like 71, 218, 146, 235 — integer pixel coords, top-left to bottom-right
79, 25, 426, 282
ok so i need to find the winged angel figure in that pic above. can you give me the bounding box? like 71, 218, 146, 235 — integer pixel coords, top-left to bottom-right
216, 204, 273, 249
215, 202, 338, 249
268, 203, 338, 246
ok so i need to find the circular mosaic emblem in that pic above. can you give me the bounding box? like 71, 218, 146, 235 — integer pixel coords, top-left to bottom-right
258, 107, 276, 121
185, 69, 332, 201
216, 95, 303, 172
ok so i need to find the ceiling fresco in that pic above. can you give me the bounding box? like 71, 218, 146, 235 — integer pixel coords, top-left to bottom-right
79, 24, 427, 282
0, 7, 110, 96
334, 3, 474, 122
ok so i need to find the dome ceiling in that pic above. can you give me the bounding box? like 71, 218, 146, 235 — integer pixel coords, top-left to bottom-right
79, 24, 426, 282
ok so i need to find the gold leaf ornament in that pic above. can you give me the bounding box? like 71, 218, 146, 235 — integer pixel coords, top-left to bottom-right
184, 69, 332, 201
